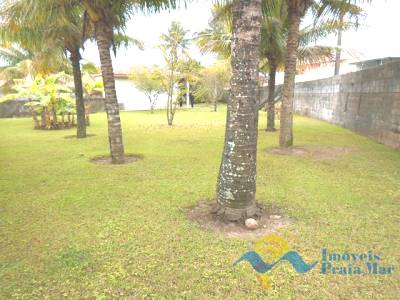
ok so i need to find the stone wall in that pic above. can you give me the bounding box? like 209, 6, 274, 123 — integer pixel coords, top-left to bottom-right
0, 99, 31, 118
293, 62, 400, 150
85, 97, 124, 112
85, 97, 106, 113
0, 97, 108, 118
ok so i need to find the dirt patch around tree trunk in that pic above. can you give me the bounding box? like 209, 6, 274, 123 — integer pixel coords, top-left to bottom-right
266, 145, 356, 160
187, 201, 291, 239
90, 154, 142, 165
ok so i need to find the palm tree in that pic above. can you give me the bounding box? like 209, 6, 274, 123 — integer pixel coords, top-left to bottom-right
80, 0, 181, 163
47, 2, 89, 138
38, 3, 143, 139
197, 2, 338, 132
318, 1, 363, 75
279, 0, 366, 147
0, 46, 34, 93
214, 0, 262, 221
0, 45, 71, 91
81, 1, 129, 162
263, 20, 344, 130
279, 0, 313, 147
260, 1, 286, 132
0, 0, 89, 138
159, 21, 190, 125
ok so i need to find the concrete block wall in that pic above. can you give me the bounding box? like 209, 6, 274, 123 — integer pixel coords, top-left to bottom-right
293, 61, 400, 149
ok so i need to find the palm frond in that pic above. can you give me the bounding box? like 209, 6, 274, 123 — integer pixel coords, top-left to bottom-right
313, 0, 367, 25
297, 45, 335, 67
0, 46, 32, 67
113, 33, 144, 51
299, 20, 356, 46
195, 29, 231, 59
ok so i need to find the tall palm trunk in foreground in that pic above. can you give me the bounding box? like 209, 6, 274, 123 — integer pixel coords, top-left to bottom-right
215, 0, 262, 221
94, 20, 125, 164
70, 48, 86, 138
266, 61, 277, 131
279, 0, 310, 148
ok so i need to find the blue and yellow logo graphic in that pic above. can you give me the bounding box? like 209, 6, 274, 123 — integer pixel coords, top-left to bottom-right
234, 235, 317, 288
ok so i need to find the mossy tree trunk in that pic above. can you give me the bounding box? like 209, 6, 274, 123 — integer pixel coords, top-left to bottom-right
215, 0, 262, 221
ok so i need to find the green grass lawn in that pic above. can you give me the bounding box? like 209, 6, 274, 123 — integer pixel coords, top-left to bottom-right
0, 107, 399, 299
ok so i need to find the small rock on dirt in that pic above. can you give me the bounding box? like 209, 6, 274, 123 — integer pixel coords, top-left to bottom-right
245, 218, 259, 230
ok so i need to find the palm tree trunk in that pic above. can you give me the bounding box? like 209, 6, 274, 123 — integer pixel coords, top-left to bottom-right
41, 110, 46, 128
32, 110, 39, 129
279, 3, 302, 148
45, 109, 51, 129
334, 15, 344, 76
52, 108, 58, 128
266, 62, 277, 131
167, 70, 174, 126
28, 99, 39, 129
85, 104, 91, 125
94, 20, 125, 164
70, 48, 87, 138
215, 0, 262, 221
186, 80, 190, 108
213, 85, 218, 112
61, 113, 65, 129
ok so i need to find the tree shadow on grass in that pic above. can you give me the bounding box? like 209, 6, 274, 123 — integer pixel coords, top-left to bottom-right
64, 134, 97, 139
90, 154, 143, 165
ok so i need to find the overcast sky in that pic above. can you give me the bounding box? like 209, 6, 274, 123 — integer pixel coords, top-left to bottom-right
81, 0, 400, 72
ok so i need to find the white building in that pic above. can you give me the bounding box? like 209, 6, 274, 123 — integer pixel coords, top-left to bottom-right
95, 71, 168, 111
